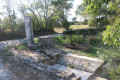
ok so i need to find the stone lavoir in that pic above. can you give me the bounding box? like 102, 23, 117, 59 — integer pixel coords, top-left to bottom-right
3, 16, 107, 80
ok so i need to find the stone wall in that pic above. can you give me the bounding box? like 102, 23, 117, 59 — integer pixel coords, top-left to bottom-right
57, 53, 104, 73
0, 34, 62, 50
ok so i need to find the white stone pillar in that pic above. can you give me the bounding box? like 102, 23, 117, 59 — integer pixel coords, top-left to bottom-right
24, 16, 34, 44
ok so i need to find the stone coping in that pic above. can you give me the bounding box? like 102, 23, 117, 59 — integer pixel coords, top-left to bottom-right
66, 53, 103, 63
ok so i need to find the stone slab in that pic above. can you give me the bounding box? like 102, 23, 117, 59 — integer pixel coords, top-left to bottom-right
57, 54, 104, 73
53, 64, 93, 80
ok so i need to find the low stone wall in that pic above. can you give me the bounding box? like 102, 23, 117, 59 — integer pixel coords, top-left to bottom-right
57, 53, 104, 73
11, 48, 74, 80
0, 39, 28, 50
0, 34, 62, 50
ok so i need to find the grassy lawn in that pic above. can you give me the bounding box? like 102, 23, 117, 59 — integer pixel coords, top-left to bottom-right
58, 39, 120, 60
54, 25, 92, 33
55, 34, 120, 62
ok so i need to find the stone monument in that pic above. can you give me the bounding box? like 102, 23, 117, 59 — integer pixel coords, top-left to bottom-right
24, 16, 34, 44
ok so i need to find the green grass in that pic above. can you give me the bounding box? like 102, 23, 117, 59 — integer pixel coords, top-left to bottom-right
56, 34, 120, 80
57, 34, 120, 60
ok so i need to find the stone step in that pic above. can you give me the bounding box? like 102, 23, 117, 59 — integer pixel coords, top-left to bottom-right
57, 54, 104, 73
52, 64, 93, 80
93, 77, 108, 80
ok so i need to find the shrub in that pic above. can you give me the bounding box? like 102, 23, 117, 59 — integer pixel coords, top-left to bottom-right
63, 27, 106, 35
34, 38, 39, 43
55, 35, 84, 45
54, 36, 65, 45
69, 35, 84, 44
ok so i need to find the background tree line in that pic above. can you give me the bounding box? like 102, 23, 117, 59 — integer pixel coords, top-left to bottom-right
76, 0, 120, 47
0, 0, 73, 37
76, 0, 120, 27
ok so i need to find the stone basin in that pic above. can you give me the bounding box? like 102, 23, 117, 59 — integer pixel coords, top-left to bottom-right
11, 48, 104, 80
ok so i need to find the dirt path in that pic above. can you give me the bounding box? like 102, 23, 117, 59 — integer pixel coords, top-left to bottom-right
0, 53, 53, 80
0, 57, 18, 80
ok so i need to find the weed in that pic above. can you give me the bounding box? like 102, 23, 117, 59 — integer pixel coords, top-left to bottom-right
34, 38, 39, 43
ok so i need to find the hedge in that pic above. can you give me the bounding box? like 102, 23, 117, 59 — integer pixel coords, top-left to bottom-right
63, 27, 106, 35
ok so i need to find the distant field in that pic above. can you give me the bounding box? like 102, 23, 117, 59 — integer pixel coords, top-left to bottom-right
54, 25, 91, 33
54, 28, 66, 33
70, 25, 90, 30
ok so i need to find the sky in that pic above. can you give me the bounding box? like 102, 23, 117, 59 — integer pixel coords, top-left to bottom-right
69, 0, 83, 21
0, 0, 83, 21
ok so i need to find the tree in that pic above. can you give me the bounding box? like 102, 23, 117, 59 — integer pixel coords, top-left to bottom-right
3, 0, 18, 34
77, 0, 114, 27
103, 0, 120, 47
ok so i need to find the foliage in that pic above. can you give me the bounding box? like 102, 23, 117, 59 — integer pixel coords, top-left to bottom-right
103, 16, 120, 47
64, 35, 84, 44
55, 35, 84, 45
88, 17, 96, 27
63, 27, 106, 35
97, 51, 109, 62
34, 38, 39, 43
76, 0, 120, 27
107, 65, 120, 80
54, 36, 65, 45
16, 43, 28, 51
0, 0, 73, 35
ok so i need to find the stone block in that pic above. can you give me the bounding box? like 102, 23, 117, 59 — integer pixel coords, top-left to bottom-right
39, 36, 55, 49
57, 54, 104, 73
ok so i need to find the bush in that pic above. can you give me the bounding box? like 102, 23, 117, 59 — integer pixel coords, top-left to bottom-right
55, 35, 84, 45
54, 36, 65, 45
66, 35, 84, 44
63, 27, 106, 35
